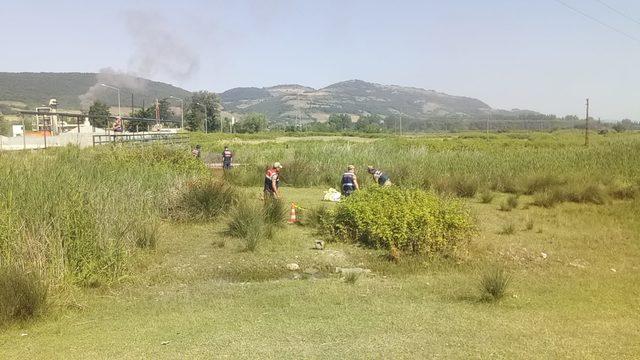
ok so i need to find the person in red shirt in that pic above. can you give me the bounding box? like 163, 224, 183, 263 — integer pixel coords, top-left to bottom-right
264, 162, 283, 199
222, 146, 233, 170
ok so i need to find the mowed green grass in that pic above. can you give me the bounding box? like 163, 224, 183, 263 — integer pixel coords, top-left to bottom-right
1, 187, 639, 359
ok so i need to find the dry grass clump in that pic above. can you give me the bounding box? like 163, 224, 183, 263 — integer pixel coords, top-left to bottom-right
499, 195, 519, 211
0, 266, 47, 324
479, 266, 511, 302
165, 177, 238, 222
479, 190, 495, 204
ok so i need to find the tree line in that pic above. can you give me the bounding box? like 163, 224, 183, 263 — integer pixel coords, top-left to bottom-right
87, 91, 268, 133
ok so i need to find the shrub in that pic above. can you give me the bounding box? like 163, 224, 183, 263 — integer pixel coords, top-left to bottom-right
166, 177, 238, 222
0, 267, 47, 324
435, 176, 479, 198
532, 189, 564, 208
451, 176, 479, 198
563, 184, 608, 205
308, 205, 335, 233
479, 190, 495, 204
263, 197, 289, 226
491, 176, 519, 194
329, 187, 476, 256
479, 266, 511, 301
522, 174, 564, 195
576, 184, 608, 205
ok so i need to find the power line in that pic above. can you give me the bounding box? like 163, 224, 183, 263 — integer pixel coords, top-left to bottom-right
594, 0, 640, 27
553, 0, 640, 43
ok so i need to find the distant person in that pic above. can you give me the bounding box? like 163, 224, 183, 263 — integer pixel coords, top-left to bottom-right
341, 165, 360, 197
264, 162, 283, 199
192, 144, 201, 158
222, 146, 233, 170
112, 116, 123, 132
367, 166, 392, 186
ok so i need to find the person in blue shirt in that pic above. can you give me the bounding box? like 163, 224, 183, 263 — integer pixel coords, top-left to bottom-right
341, 165, 360, 197
367, 166, 392, 186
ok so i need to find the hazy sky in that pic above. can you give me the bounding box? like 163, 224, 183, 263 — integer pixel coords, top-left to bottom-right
2, 0, 639, 119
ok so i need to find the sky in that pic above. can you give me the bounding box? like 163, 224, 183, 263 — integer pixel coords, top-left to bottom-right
1, 0, 639, 120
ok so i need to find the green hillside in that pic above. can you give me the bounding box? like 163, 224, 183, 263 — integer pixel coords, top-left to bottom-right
0, 72, 192, 112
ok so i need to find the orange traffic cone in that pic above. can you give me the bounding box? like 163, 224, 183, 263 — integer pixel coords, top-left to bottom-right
288, 202, 298, 224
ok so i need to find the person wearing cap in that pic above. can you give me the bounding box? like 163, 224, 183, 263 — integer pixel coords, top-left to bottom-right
222, 146, 233, 170
264, 162, 283, 198
341, 165, 360, 197
367, 166, 392, 186
192, 144, 202, 158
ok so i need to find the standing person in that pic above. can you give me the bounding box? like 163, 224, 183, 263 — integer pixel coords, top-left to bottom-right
367, 166, 392, 186
112, 116, 123, 132
222, 146, 233, 170
192, 144, 201, 158
264, 162, 283, 199
341, 165, 360, 197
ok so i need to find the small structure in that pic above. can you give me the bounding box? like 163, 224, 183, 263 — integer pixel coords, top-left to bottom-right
35, 99, 59, 134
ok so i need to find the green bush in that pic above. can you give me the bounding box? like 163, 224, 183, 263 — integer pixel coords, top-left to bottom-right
328, 187, 476, 256
166, 177, 238, 222
0, 266, 47, 324
307, 205, 335, 233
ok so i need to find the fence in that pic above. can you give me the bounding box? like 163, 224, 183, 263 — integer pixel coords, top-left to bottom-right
92, 132, 189, 147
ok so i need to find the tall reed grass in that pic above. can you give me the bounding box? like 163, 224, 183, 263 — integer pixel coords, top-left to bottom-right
197, 131, 640, 197
0, 145, 203, 289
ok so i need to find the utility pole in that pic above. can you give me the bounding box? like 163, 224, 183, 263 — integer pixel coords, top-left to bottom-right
585, 98, 589, 146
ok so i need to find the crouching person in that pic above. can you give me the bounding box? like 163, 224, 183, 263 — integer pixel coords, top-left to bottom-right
367, 166, 392, 186
341, 165, 359, 197
264, 162, 283, 199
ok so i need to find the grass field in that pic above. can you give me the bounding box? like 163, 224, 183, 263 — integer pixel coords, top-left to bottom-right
1, 132, 639, 358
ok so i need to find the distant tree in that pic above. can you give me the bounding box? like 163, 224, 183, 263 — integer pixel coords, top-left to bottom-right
186, 91, 221, 132
157, 98, 174, 121
355, 114, 383, 133
127, 107, 154, 132
88, 101, 110, 128
327, 113, 352, 131
238, 113, 268, 133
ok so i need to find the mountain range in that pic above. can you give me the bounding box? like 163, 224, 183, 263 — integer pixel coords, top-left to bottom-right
0, 72, 539, 122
